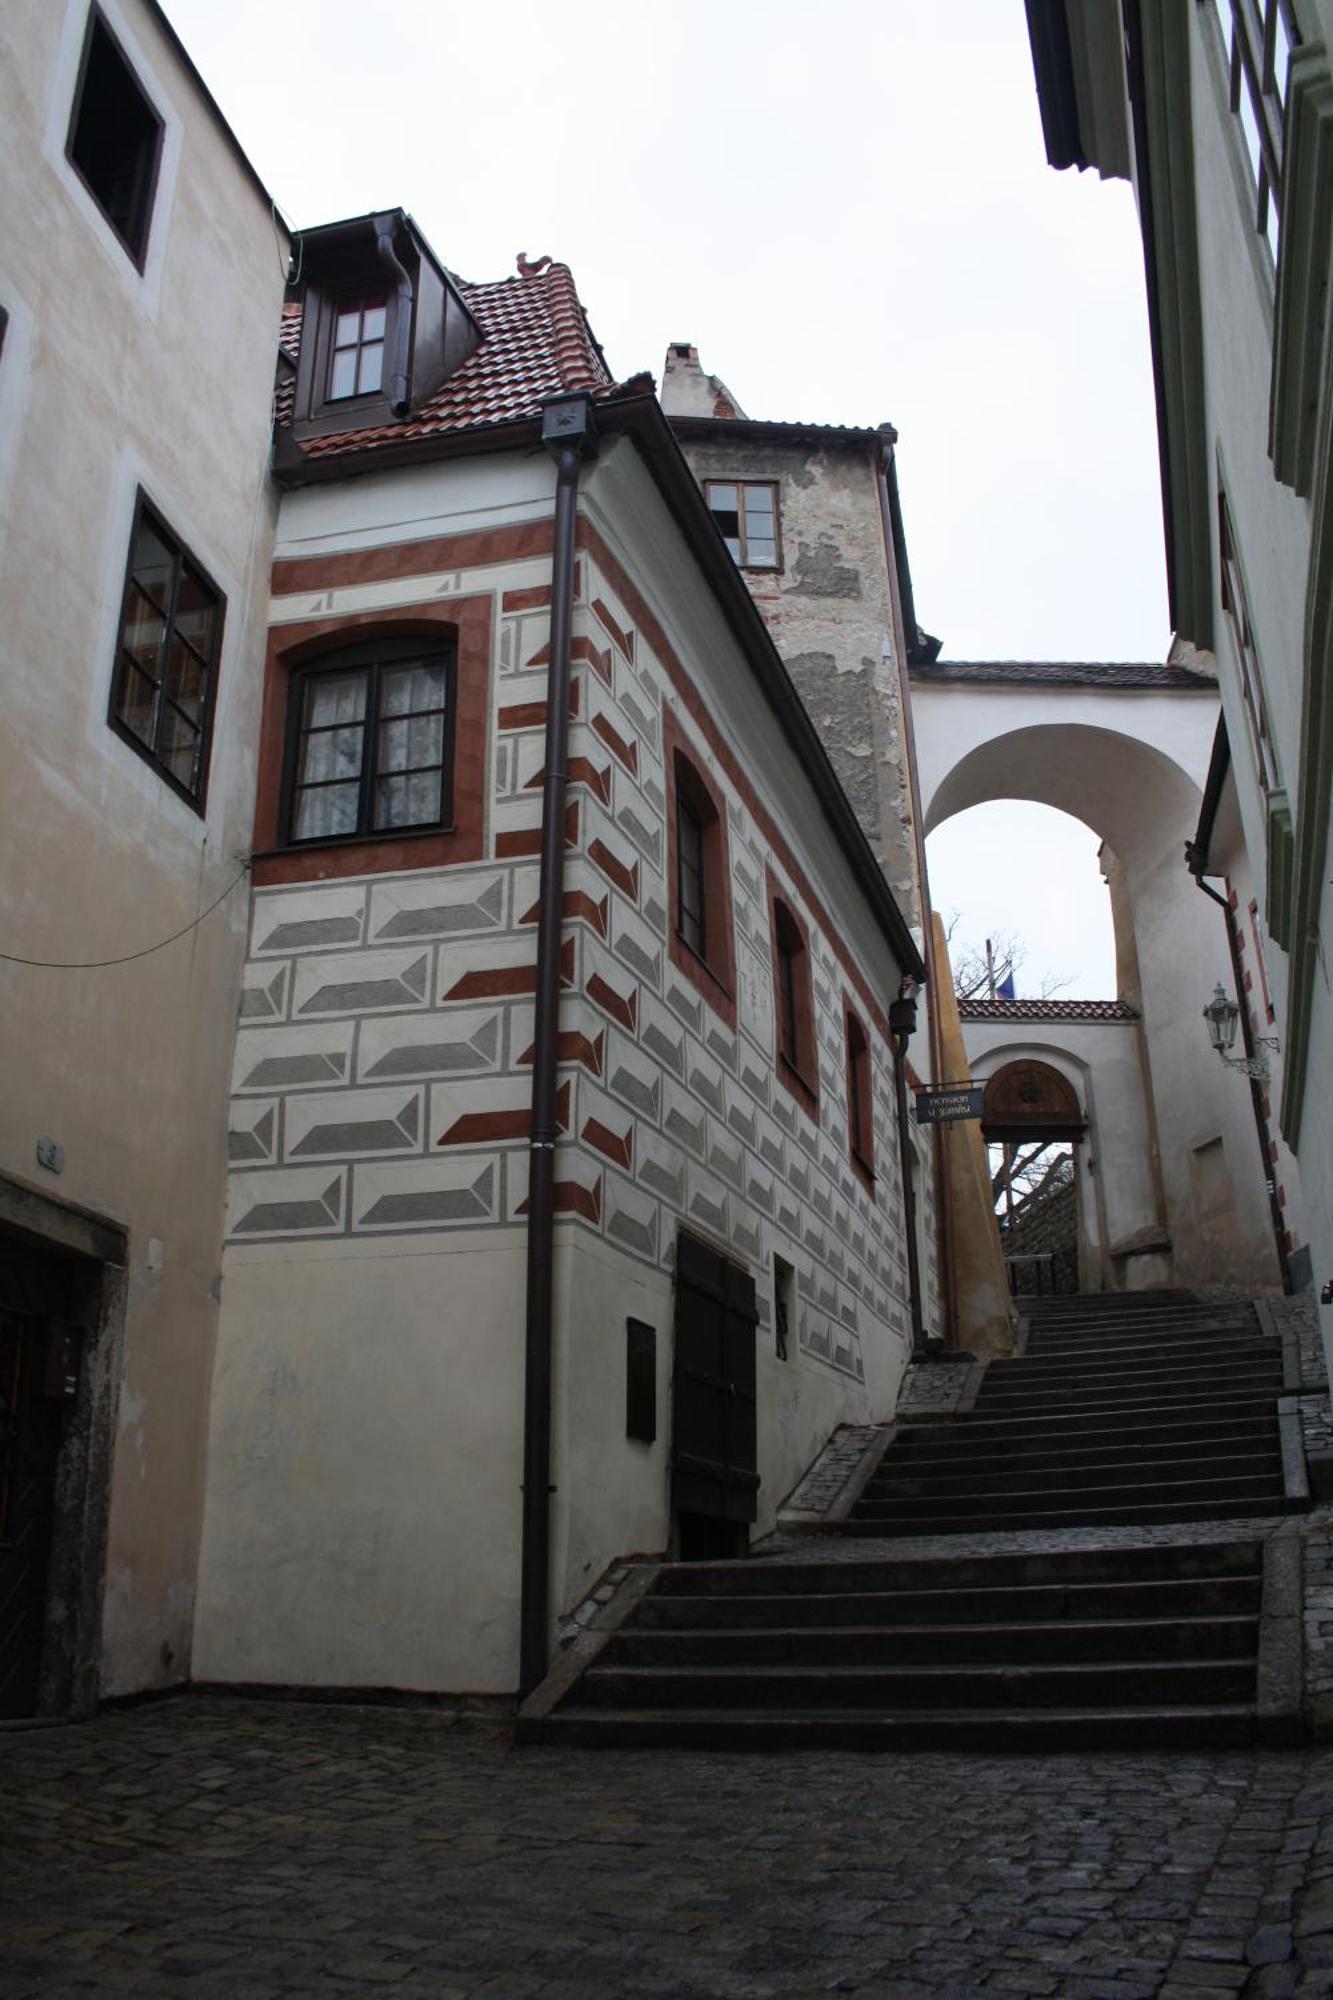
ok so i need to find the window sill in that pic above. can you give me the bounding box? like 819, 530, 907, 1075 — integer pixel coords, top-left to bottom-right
850, 1148, 876, 1197
251, 819, 478, 888
675, 930, 734, 1002
253, 821, 456, 861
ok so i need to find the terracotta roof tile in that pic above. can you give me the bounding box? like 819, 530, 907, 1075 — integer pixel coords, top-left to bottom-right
276, 262, 619, 465
912, 660, 1218, 691
958, 998, 1141, 1023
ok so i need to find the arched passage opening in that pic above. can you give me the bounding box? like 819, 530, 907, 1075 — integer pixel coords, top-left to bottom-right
911, 686, 1283, 1292
981, 1059, 1087, 1297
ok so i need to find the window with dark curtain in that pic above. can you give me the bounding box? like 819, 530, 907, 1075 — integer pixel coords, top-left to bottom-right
676, 786, 706, 957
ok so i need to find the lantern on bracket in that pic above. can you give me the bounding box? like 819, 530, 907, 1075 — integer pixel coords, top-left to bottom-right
1202, 982, 1278, 1081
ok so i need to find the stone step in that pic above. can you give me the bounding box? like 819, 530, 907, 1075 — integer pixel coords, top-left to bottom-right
853, 1468, 1284, 1520
518, 1703, 1260, 1752
653, 1539, 1265, 1596
863, 1447, 1281, 1501
634, 1571, 1263, 1630
839, 1494, 1299, 1535
972, 1378, 1282, 1417
887, 1420, 1278, 1472
572, 1655, 1256, 1711
896, 1395, 1282, 1442
999, 1341, 1282, 1377
603, 1614, 1258, 1670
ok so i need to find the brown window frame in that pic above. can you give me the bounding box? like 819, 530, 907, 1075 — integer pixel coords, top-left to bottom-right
845, 1002, 876, 1193
107, 490, 223, 813
327, 295, 389, 403
704, 479, 782, 571
663, 705, 736, 1029
66, 7, 164, 272
767, 874, 819, 1118
279, 635, 457, 849
1216, 0, 1300, 261
250, 599, 492, 890
1219, 494, 1281, 797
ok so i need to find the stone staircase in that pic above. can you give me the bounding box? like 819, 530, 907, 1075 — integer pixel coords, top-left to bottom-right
848, 1293, 1299, 1535
518, 1292, 1307, 1751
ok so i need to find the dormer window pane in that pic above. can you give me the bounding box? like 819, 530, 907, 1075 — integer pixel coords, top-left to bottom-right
329, 296, 388, 401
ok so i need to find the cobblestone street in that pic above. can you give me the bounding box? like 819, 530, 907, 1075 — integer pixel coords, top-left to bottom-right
3, 1697, 1333, 1999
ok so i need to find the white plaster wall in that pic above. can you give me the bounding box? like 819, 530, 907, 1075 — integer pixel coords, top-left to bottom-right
0, 0, 284, 1696
194, 1237, 525, 1692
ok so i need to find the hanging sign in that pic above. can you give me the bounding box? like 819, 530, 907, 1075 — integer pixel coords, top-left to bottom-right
914, 1083, 984, 1125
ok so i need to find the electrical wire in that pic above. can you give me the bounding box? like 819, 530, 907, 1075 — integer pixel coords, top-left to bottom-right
0, 863, 250, 969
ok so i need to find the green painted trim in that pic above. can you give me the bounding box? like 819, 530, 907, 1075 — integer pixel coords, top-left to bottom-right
1278, 317, 1333, 1146
1270, 43, 1333, 496
1138, 2, 1215, 649
1265, 787, 1295, 949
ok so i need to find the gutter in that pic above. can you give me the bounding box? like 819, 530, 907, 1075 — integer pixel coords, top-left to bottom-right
1185, 720, 1293, 1293
373, 215, 414, 419
519, 394, 597, 1699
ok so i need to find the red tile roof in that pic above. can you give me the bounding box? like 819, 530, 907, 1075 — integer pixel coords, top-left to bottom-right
275, 259, 620, 463
913, 660, 1217, 691
958, 998, 1141, 1023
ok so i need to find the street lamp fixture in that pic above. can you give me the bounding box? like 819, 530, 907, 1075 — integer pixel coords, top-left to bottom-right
1202, 982, 1278, 1081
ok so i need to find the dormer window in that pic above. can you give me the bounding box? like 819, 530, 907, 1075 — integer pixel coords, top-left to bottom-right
329, 297, 387, 401
282, 211, 482, 448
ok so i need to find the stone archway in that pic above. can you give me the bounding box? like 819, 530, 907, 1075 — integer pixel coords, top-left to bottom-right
981, 1059, 1086, 1145
911, 667, 1283, 1292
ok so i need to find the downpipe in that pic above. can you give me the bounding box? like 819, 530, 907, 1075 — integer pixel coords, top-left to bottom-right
519, 395, 596, 1701
1186, 845, 1292, 1295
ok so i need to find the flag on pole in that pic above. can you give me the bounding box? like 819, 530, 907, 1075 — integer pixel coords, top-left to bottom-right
996, 970, 1016, 1001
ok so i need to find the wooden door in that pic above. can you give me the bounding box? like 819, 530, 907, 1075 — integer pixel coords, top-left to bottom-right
0, 1310, 64, 1718
672, 1232, 759, 1547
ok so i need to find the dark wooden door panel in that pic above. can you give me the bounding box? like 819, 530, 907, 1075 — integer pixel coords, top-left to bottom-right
0, 1313, 63, 1718
672, 1233, 759, 1526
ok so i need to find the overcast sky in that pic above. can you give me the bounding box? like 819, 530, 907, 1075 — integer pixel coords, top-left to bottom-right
168, 0, 1173, 997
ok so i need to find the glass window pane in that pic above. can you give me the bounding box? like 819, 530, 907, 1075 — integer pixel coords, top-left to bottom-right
115, 658, 157, 744
375, 769, 441, 829
743, 485, 774, 520
329, 347, 358, 399
174, 569, 216, 651
165, 637, 207, 722
357, 342, 384, 395
712, 507, 741, 543
131, 521, 174, 609
300, 724, 363, 786
362, 304, 387, 341
123, 583, 167, 674
1238, 79, 1263, 186
708, 485, 738, 513
295, 782, 359, 841
158, 705, 200, 789
334, 309, 361, 346
746, 537, 778, 567
380, 662, 446, 716
379, 712, 444, 774
304, 672, 367, 728
1274, 9, 1292, 101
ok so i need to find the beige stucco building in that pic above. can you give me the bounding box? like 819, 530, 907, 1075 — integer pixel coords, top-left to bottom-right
0, 0, 286, 1715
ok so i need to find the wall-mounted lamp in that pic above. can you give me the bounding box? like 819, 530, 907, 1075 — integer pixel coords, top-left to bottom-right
1202, 982, 1279, 1082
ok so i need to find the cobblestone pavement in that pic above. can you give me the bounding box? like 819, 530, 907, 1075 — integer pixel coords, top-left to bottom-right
4, 1696, 1333, 1999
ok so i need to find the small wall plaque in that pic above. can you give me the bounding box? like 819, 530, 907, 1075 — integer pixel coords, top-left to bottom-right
626, 1319, 656, 1444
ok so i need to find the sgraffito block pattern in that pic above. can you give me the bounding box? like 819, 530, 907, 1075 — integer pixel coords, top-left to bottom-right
227, 544, 917, 1381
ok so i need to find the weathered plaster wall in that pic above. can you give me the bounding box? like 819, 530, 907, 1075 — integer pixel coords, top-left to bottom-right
195, 438, 922, 1695
672, 432, 920, 926
933, 919, 1013, 1356
0, 0, 284, 1697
